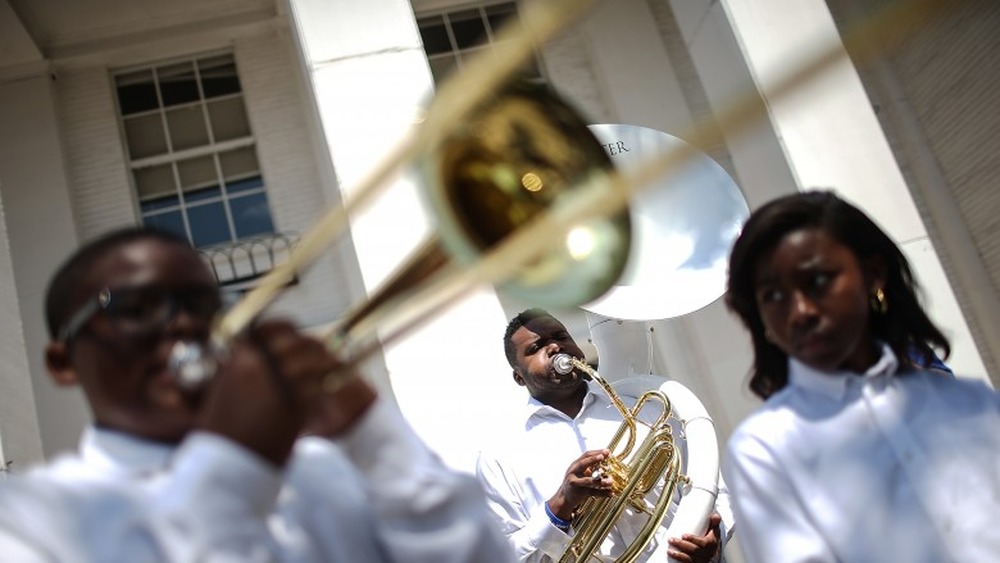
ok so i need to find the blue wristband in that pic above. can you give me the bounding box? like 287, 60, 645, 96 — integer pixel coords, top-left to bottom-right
545, 502, 572, 531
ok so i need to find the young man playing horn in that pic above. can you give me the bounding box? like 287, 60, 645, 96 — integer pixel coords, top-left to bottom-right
477, 308, 733, 562
0, 226, 511, 562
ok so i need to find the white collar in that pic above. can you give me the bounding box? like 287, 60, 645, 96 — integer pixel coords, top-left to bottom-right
522, 382, 602, 423
787, 342, 899, 400
79, 425, 175, 476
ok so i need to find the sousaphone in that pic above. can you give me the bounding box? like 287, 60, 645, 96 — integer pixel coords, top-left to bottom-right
555, 124, 747, 563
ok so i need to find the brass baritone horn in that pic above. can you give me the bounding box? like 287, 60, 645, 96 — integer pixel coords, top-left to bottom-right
552, 354, 719, 563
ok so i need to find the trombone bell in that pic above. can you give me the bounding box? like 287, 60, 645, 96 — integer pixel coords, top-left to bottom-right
423, 80, 631, 307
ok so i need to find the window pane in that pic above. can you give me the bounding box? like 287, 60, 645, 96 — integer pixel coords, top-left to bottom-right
115, 53, 265, 250
134, 163, 176, 202
485, 3, 517, 35
184, 186, 221, 203
188, 202, 232, 247
207, 98, 251, 142
166, 106, 210, 151
429, 55, 458, 84
123, 114, 168, 159
177, 155, 220, 202
158, 62, 200, 107
419, 3, 541, 88
450, 10, 487, 49
457, 47, 490, 69
418, 16, 453, 55
231, 193, 275, 238
116, 70, 159, 115
143, 210, 186, 239
199, 55, 241, 98
226, 175, 264, 194
219, 146, 259, 180
140, 196, 179, 213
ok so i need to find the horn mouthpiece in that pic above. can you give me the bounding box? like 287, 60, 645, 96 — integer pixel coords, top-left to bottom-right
552, 353, 575, 375
169, 341, 218, 391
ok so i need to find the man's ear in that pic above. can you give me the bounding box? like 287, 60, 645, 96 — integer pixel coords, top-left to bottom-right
45, 342, 79, 387
512, 368, 526, 387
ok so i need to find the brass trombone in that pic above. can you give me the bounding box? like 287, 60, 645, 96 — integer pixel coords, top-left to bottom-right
173, 0, 953, 387
171, 0, 628, 388
166, 3, 962, 559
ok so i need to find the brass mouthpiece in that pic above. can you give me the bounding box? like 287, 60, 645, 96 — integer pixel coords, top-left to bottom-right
168, 341, 219, 391
553, 353, 591, 380
552, 353, 575, 375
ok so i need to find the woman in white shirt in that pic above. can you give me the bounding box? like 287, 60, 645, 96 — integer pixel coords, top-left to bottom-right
722, 190, 1000, 563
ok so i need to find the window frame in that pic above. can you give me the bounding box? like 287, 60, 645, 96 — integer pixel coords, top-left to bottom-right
416, 0, 547, 86
111, 50, 276, 248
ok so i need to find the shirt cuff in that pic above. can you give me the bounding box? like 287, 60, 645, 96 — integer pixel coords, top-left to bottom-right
529, 507, 572, 558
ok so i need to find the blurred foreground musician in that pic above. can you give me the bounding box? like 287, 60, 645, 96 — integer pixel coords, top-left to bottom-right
477, 309, 733, 562
0, 227, 512, 562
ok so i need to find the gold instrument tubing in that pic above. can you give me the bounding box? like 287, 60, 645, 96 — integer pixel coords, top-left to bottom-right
216, 0, 958, 382
338, 0, 958, 370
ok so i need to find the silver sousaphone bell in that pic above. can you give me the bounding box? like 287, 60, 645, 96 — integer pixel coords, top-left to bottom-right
581, 123, 749, 321
556, 125, 747, 563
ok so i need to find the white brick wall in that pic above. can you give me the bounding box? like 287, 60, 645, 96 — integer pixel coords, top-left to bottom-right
0, 191, 43, 469
830, 0, 1000, 378
54, 68, 136, 239
541, 25, 612, 124
233, 28, 355, 328
52, 26, 357, 330
896, 1, 1000, 292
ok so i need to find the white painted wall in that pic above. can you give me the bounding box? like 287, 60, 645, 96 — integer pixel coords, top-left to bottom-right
285, 0, 521, 473
5, 23, 372, 456
721, 0, 989, 383
0, 74, 85, 461
844, 0, 1000, 380
52, 27, 347, 331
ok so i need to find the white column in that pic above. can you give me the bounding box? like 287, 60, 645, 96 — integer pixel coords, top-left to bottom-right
578, 0, 693, 133
721, 0, 988, 381
284, 0, 519, 472
0, 74, 87, 463
668, 0, 800, 207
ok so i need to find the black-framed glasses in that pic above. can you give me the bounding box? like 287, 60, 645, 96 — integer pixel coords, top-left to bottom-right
58, 285, 224, 343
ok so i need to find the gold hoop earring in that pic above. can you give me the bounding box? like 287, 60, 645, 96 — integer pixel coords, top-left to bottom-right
870, 288, 888, 315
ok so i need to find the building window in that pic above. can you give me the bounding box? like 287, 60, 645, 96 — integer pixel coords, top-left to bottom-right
114, 53, 275, 248
417, 1, 544, 85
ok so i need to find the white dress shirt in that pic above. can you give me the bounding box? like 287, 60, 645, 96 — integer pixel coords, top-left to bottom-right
0, 431, 282, 562
724, 344, 1000, 563
477, 380, 733, 562
0, 397, 513, 562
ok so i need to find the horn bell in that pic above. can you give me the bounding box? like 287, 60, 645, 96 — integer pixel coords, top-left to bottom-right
582, 123, 749, 320
422, 81, 632, 308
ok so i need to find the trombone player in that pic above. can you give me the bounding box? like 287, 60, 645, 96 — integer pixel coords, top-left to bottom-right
0, 226, 513, 561
478, 308, 733, 562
